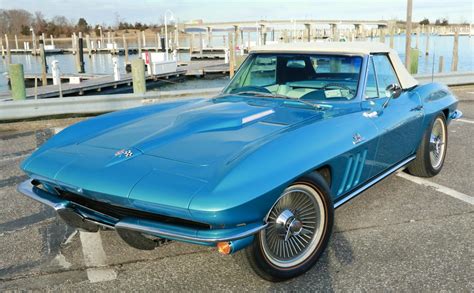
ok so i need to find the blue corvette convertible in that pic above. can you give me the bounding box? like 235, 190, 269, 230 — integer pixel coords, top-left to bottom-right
18, 42, 461, 281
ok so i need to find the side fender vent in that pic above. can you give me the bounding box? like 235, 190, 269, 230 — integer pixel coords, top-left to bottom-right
337, 150, 368, 195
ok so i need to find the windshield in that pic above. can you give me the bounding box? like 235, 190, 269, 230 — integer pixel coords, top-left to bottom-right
224, 53, 363, 101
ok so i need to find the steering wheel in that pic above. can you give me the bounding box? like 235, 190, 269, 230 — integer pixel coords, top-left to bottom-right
230, 86, 272, 94
322, 83, 356, 95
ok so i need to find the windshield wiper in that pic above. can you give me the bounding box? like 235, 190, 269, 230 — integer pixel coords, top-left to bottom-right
233, 91, 327, 110
233, 91, 286, 99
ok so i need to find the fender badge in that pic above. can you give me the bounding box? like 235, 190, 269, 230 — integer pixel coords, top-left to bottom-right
115, 149, 133, 158
353, 133, 364, 145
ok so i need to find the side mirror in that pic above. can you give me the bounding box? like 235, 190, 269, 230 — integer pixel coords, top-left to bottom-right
385, 84, 402, 99
382, 84, 403, 108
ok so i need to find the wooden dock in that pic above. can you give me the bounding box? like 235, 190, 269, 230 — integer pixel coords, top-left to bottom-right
0, 69, 186, 100
180, 60, 229, 76
21, 73, 108, 87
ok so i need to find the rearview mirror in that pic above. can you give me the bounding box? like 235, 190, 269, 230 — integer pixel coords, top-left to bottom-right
385, 84, 402, 99
286, 60, 306, 68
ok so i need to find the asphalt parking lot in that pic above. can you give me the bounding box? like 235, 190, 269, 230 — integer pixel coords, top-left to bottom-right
0, 86, 473, 291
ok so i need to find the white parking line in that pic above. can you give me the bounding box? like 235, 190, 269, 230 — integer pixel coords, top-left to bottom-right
455, 118, 474, 124
0, 153, 29, 163
397, 172, 474, 205
79, 231, 117, 283
53, 127, 65, 134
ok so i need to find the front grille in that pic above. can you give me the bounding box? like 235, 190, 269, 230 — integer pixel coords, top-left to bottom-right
55, 189, 211, 230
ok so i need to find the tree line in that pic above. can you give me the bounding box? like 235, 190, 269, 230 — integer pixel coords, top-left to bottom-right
0, 9, 163, 37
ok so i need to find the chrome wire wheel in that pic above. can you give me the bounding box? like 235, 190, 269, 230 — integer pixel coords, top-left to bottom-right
260, 184, 325, 268
429, 117, 447, 170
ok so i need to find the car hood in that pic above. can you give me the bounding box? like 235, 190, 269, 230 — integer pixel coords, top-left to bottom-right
78, 97, 320, 166
22, 96, 333, 217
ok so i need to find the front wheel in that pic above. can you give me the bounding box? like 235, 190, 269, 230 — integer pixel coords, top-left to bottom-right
234, 173, 334, 281
407, 113, 448, 177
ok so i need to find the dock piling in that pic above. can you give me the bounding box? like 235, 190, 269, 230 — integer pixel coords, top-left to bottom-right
156, 33, 161, 52
123, 35, 129, 63
234, 26, 240, 51
137, 32, 142, 56
438, 56, 444, 73
389, 25, 395, 48
86, 34, 91, 57
100, 28, 104, 48
425, 28, 430, 55
5, 34, 11, 64
175, 25, 180, 49
72, 33, 77, 54
39, 39, 48, 86
34, 75, 38, 99
73, 34, 80, 71
228, 32, 235, 78
379, 27, 385, 43
78, 32, 85, 73
32, 30, 37, 56
51, 60, 60, 85
142, 31, 146, 47
199, 32, 203, 57
405, 0, 413, 68
111, 32, 116, 54
131, 59, 146, 94
451, 29, 459, 72
113, 57, 121, 81
207, 27, 212, 47
409, 48, 419, 74
190, 33, 194, 54
9, 64, 26, 100
305, 24, 311, 42
415, 26, 420, 49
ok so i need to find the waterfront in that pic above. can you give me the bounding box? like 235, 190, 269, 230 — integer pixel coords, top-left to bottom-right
1, 34, 473, 93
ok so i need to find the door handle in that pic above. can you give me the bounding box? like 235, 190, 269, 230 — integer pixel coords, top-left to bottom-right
410, 105, 423, 111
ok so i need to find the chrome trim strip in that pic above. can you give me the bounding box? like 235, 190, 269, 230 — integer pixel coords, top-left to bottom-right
115, 221, 267, 243
17, 179, 267, 243
242, 109, 275, 124
334, 155, 416, 208
17, 180, 68, 211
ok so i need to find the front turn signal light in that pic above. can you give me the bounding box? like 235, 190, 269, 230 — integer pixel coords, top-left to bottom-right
217, 242, 232, 255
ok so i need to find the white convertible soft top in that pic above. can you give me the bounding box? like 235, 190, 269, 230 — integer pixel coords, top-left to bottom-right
250, 42, 418, 89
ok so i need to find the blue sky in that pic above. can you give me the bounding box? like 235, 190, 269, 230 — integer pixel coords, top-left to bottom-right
2, 0, 473, 25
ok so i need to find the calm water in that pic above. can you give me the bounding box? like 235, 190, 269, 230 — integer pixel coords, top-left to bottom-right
0, 34, 473, 93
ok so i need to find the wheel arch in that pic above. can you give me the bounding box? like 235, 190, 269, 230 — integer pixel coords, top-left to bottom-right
442, 108, 450, 120
313, 165, 332, 188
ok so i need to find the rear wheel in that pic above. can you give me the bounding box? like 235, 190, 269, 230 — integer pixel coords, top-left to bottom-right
234, 173, 333, 281
407, 113, 448, 177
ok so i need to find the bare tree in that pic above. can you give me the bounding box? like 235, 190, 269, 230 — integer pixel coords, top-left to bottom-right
0, 9, 33, 35
33, 11, 47, 33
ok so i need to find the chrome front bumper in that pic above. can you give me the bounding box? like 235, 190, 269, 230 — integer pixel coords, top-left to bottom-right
17, 179, 266, 245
